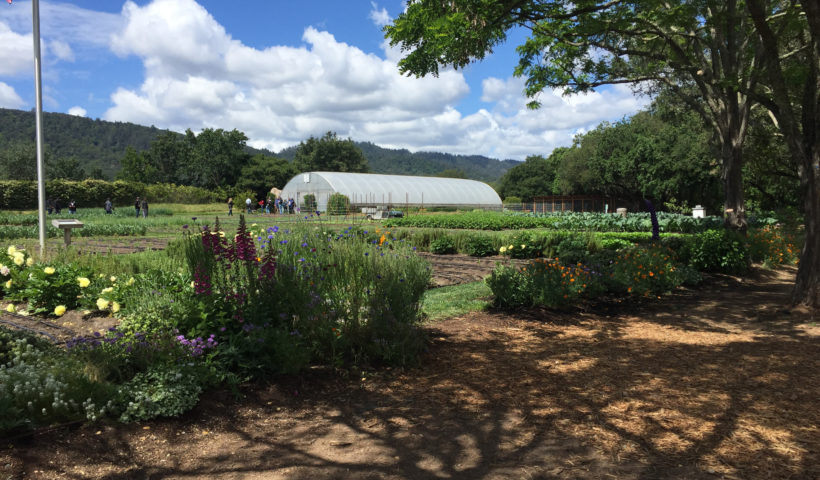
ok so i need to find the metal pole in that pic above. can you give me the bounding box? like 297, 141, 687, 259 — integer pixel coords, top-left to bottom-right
32, 0, 47, 259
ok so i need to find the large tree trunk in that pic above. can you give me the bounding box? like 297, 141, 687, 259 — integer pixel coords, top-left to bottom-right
721, 138, 747, 231
792, 149, 820, 307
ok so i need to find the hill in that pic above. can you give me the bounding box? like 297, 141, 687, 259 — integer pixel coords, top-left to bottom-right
0, 108, 518, 183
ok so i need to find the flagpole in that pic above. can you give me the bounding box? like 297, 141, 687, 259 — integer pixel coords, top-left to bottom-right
32, 0, 47, 258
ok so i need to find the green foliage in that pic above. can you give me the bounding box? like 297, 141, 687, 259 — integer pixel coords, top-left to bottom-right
497, 155, 557, 202
302, 194, 317, 212
485, 264, 531, 309
0, 179, 220, 210
327, 193, 351, 215
747, 226, 799, 266
116, 363, 203, 423
0, 334, 115, 433
235, 154, 297, 200
13, 263, 88, 315
680, 229, 749, 274
294, 131, 369, 173
502, 196, 521, 204
462, 235, 496, 257
430, 235, 457, 254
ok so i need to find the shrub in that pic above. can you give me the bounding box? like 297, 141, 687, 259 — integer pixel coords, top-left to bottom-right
747, 225, 799, 266
680, 229, 749, 274
430, 236, 457, 254
116, 363, 203, 423
303, 194, 317, 212
486, 264, 531, 309
463, 235, 497, 257
327, 193, 350, 215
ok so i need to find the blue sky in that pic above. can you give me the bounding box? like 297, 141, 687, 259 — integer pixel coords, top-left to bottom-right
0, 0, 648, 160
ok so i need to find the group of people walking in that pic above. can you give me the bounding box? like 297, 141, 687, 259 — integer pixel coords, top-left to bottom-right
227, 197, 295, 216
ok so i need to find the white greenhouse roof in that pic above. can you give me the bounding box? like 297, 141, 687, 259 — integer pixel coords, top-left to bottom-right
280, 172, 502, 208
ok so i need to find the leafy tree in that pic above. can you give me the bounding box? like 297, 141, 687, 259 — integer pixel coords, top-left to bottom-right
496, 154, 557, 202
293, 132, 368, 173
327, 193, 351, 215
48, 156, 86, 181
116, 146, 158, 183
234, 154, 297, 200
182, 128, 250, 190
435, 168, 467, 178
385, 0, 819, 306
0, 140, 51, 180
143, 131, 189, 184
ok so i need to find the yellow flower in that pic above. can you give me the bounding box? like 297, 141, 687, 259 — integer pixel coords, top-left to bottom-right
126, 277, 135, 286
508, 244, 514, 250
26, 257, 34, 267
13, 256, 23, 266
77, 277, 91, 288
98, 273, 104, 278
218, 231, 225, 237
44, 266, 56, 275
54, 305, 66, 316
17, 310, 28, 316
101, 287, 113, 294
82, 310, 91, 315
7, 245, 17, 256
4, 279, 11, 289
110, 276, 117, 283
521, 244, 526, 249
5, 304, 14, 313
251, 223, 257, 227
499, 246, 507, 253
190, 281, 195, 288
111, 302, 121, 313
96, 298, 110, 310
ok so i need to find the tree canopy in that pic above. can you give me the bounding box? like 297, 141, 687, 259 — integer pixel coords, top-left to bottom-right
386, 0, 819, 306
293, 132, 369, 173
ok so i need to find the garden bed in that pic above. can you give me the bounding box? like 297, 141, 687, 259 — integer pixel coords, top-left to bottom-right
2, 266, 817, 479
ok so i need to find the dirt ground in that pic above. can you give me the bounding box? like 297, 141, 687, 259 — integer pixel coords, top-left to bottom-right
2, 263, 819, 479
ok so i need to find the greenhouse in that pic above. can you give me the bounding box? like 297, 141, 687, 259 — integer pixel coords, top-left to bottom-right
279, 172, 502, 212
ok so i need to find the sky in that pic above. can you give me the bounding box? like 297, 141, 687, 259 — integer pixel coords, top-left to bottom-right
0, 0, 650, 160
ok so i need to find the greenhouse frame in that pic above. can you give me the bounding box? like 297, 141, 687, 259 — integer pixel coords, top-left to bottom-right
279, 172, 502, 212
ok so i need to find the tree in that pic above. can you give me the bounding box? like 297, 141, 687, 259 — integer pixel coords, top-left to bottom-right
48, 156, 86, 181
435, 168, 467, 178
116, 146, 158, 183
184, 128, 251, 189
0, 140, 51, 180
496, 154, 557, 202
293, 132, 369, 173
234, 154, 297, 200
385, 0, 818, 306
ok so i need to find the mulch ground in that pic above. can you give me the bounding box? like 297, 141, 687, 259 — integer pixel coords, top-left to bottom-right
1, 266, 819, 480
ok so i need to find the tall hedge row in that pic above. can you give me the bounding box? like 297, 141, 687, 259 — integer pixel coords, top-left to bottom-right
0, 180, 221, 210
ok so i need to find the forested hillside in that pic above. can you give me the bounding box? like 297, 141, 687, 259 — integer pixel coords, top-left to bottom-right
0, 108, 516, 183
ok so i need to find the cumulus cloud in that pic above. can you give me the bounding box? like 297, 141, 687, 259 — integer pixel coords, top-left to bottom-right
369, 2, 391, 27
67, 106, 87, 117
103, 0, 646, 160
0, 82, 24, 109
0, 22, 31, 76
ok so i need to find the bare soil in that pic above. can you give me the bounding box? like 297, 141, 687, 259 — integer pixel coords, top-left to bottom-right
2, 261, 819, 479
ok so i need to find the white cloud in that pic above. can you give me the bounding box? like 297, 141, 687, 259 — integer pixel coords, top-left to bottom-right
48, 39, 74, 62
0, 22, 31, 76
369, 2, 391, 27
101, 0, 646, 160
67, 106, 87, 117
0, 82, 24, 109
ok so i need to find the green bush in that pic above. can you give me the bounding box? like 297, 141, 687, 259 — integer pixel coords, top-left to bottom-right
680, 229, 749, 274
327, 193, 350, 215
303, 194, 317, 212
430, 235, 457, 254
463, 235, 497, 257
485, 264, 531, 309
116, 363, 203, 423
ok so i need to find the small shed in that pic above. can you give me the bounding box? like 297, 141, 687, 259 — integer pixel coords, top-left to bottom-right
280, 172, 502, 212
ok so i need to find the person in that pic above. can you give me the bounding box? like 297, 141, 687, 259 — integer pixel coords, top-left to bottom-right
276, 197, 283, 214
245, 197, 252, 214
104, 198, 113, 214
287, 198, 295, 214
135, 197, 141, 218
227, 197, 234, 216
141, 198, 149, 218
68, 200, 77, 214
265, 198, 271, 215
46, 197, 54, 215
258, 199, 265, 214
54, 198, 61, 214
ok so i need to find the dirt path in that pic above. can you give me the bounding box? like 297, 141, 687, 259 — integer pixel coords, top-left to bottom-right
2, 268, 819, 480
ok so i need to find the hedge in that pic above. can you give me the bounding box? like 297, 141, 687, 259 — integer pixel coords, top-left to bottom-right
0, 180, 221, 210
